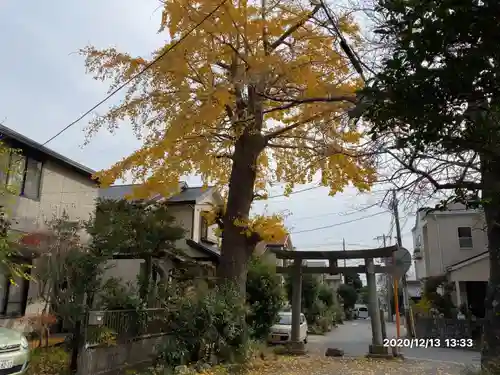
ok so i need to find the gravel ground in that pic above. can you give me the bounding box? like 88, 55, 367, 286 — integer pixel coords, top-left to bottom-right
244, 355, 473, 375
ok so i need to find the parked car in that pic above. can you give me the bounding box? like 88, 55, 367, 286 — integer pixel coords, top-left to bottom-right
0, 327, 31, 374
354, 305, 369, 319
268, 312, 308, 344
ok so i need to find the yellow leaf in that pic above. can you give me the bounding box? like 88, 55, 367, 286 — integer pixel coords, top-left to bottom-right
81, 0, 376, 276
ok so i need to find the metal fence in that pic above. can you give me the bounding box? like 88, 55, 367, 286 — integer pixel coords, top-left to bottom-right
414, 317, 485, 350
78, 308, 171, 375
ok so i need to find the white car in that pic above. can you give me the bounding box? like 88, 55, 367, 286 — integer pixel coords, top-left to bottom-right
268, 312, 308, 344
355, 305, 369, 319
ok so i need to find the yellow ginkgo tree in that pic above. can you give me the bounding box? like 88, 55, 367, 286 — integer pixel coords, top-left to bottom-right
82, 0, 375, 291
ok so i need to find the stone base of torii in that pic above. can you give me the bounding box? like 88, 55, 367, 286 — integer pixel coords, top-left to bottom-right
273, 245, 399, 356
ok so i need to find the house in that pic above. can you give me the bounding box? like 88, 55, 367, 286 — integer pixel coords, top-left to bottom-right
305, 260, 329, 283
98, 182, 223, 285
304, 260, 341, 304
324, 273, 342, 297
412, 203, 488, 317
254, 235, 294, 285
0, 124, 99, 324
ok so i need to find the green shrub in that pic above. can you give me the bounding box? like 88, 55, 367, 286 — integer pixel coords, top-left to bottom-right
315, 315, 332, 333
27, 347, 69, 375
318, 284, 335, 308
246, 257, 284, 340
337, 284, 357, 315
330, 305, 344, 324
97, 277, 142, 310
157, 284, 248, 369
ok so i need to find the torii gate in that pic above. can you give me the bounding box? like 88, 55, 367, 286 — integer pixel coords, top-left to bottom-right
272, 244, 398, 356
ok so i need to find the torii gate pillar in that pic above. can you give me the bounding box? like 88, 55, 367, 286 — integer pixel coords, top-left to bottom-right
289, 258, 305, 353
365, 258, 386, 355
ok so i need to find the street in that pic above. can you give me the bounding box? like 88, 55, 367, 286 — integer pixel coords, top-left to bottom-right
307, 319, 481, 371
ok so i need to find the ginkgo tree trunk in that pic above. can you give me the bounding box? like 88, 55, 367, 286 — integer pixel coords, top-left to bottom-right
82, 0, 375, 292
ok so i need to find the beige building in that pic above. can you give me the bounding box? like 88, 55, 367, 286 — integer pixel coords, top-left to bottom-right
0, 124, 99, 324
99, 182, 223, 285
412, 203, 488, 317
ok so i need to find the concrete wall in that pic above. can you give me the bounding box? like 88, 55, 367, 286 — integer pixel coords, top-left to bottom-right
167, 204, 194, 252
103, 259, 145, 286
416, 206, 487, 279
4, 160, 98, 232
0, 159, 98, 331
448, 256, 489, 282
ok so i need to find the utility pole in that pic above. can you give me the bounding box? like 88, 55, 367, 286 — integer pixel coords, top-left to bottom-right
391, 190, 413, 337
342, 238, 346, 284
375, 234, 393, 322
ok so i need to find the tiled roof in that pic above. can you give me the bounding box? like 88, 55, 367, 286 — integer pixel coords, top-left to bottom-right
0, 124, 96, 179
99, 183, 213, 203
265, 234, 291, 247
186, 239, 220, 261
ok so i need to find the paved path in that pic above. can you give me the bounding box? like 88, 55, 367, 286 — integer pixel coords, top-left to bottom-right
307, 319, 481, 373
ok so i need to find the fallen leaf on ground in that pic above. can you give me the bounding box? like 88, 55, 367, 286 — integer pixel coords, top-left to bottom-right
217, 355, 471, 375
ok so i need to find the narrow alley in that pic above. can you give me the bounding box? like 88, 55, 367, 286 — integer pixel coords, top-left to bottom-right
307, 319, 480, 372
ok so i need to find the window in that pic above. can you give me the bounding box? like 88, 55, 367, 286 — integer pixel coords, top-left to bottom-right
0, 150, 42, 200
458, 227, 473, 248
0, 273, 30, 317
200, 217, 208, 241
278, 313, 292, 325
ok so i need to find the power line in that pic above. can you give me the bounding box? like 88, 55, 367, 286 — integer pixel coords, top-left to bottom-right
266, 184, 322, 199
41, 0, 228, 146
290, 210, 388, 234
265, 186, 387, 202
287, 202, 381, 221
299, 241, 375, 249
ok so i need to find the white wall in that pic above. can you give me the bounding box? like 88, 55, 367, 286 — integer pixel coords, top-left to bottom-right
424, 210, 487, 277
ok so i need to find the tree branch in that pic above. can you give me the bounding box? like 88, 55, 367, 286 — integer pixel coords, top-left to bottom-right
267, 143, 318, 152
269, 5, 322, 52
260, 91, 357, 105
386, 149, 482, 191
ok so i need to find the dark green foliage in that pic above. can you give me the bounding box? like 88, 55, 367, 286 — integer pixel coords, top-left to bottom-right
87, 198, 185, 303
158, 285, 248, 368
284, 275, 338, 331
358, 286, 369, 305
355, 3, 500, 368
88, 198, 185, 257
97, 277, 142, 310
246, 257, 284, 340
423, 276, 456, 318
363, 0, 500, 153
345, 274, 362, 291
284, 273, 320, 323
337, 284, 357, 311
318, 284, 335, 308
33, 213, 108, 373
36, 213, 106, 323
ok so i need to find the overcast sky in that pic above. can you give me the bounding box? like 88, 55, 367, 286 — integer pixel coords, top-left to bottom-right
0, 0, 415, 277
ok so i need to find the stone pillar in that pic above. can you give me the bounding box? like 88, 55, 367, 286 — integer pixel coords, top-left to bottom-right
366, 258, 388, 356
455, 280, 462, 307
289, 258, 305, 353
380, 309, 387, 340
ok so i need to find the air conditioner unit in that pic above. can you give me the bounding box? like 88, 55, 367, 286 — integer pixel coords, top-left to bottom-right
413, 248, 422, 260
